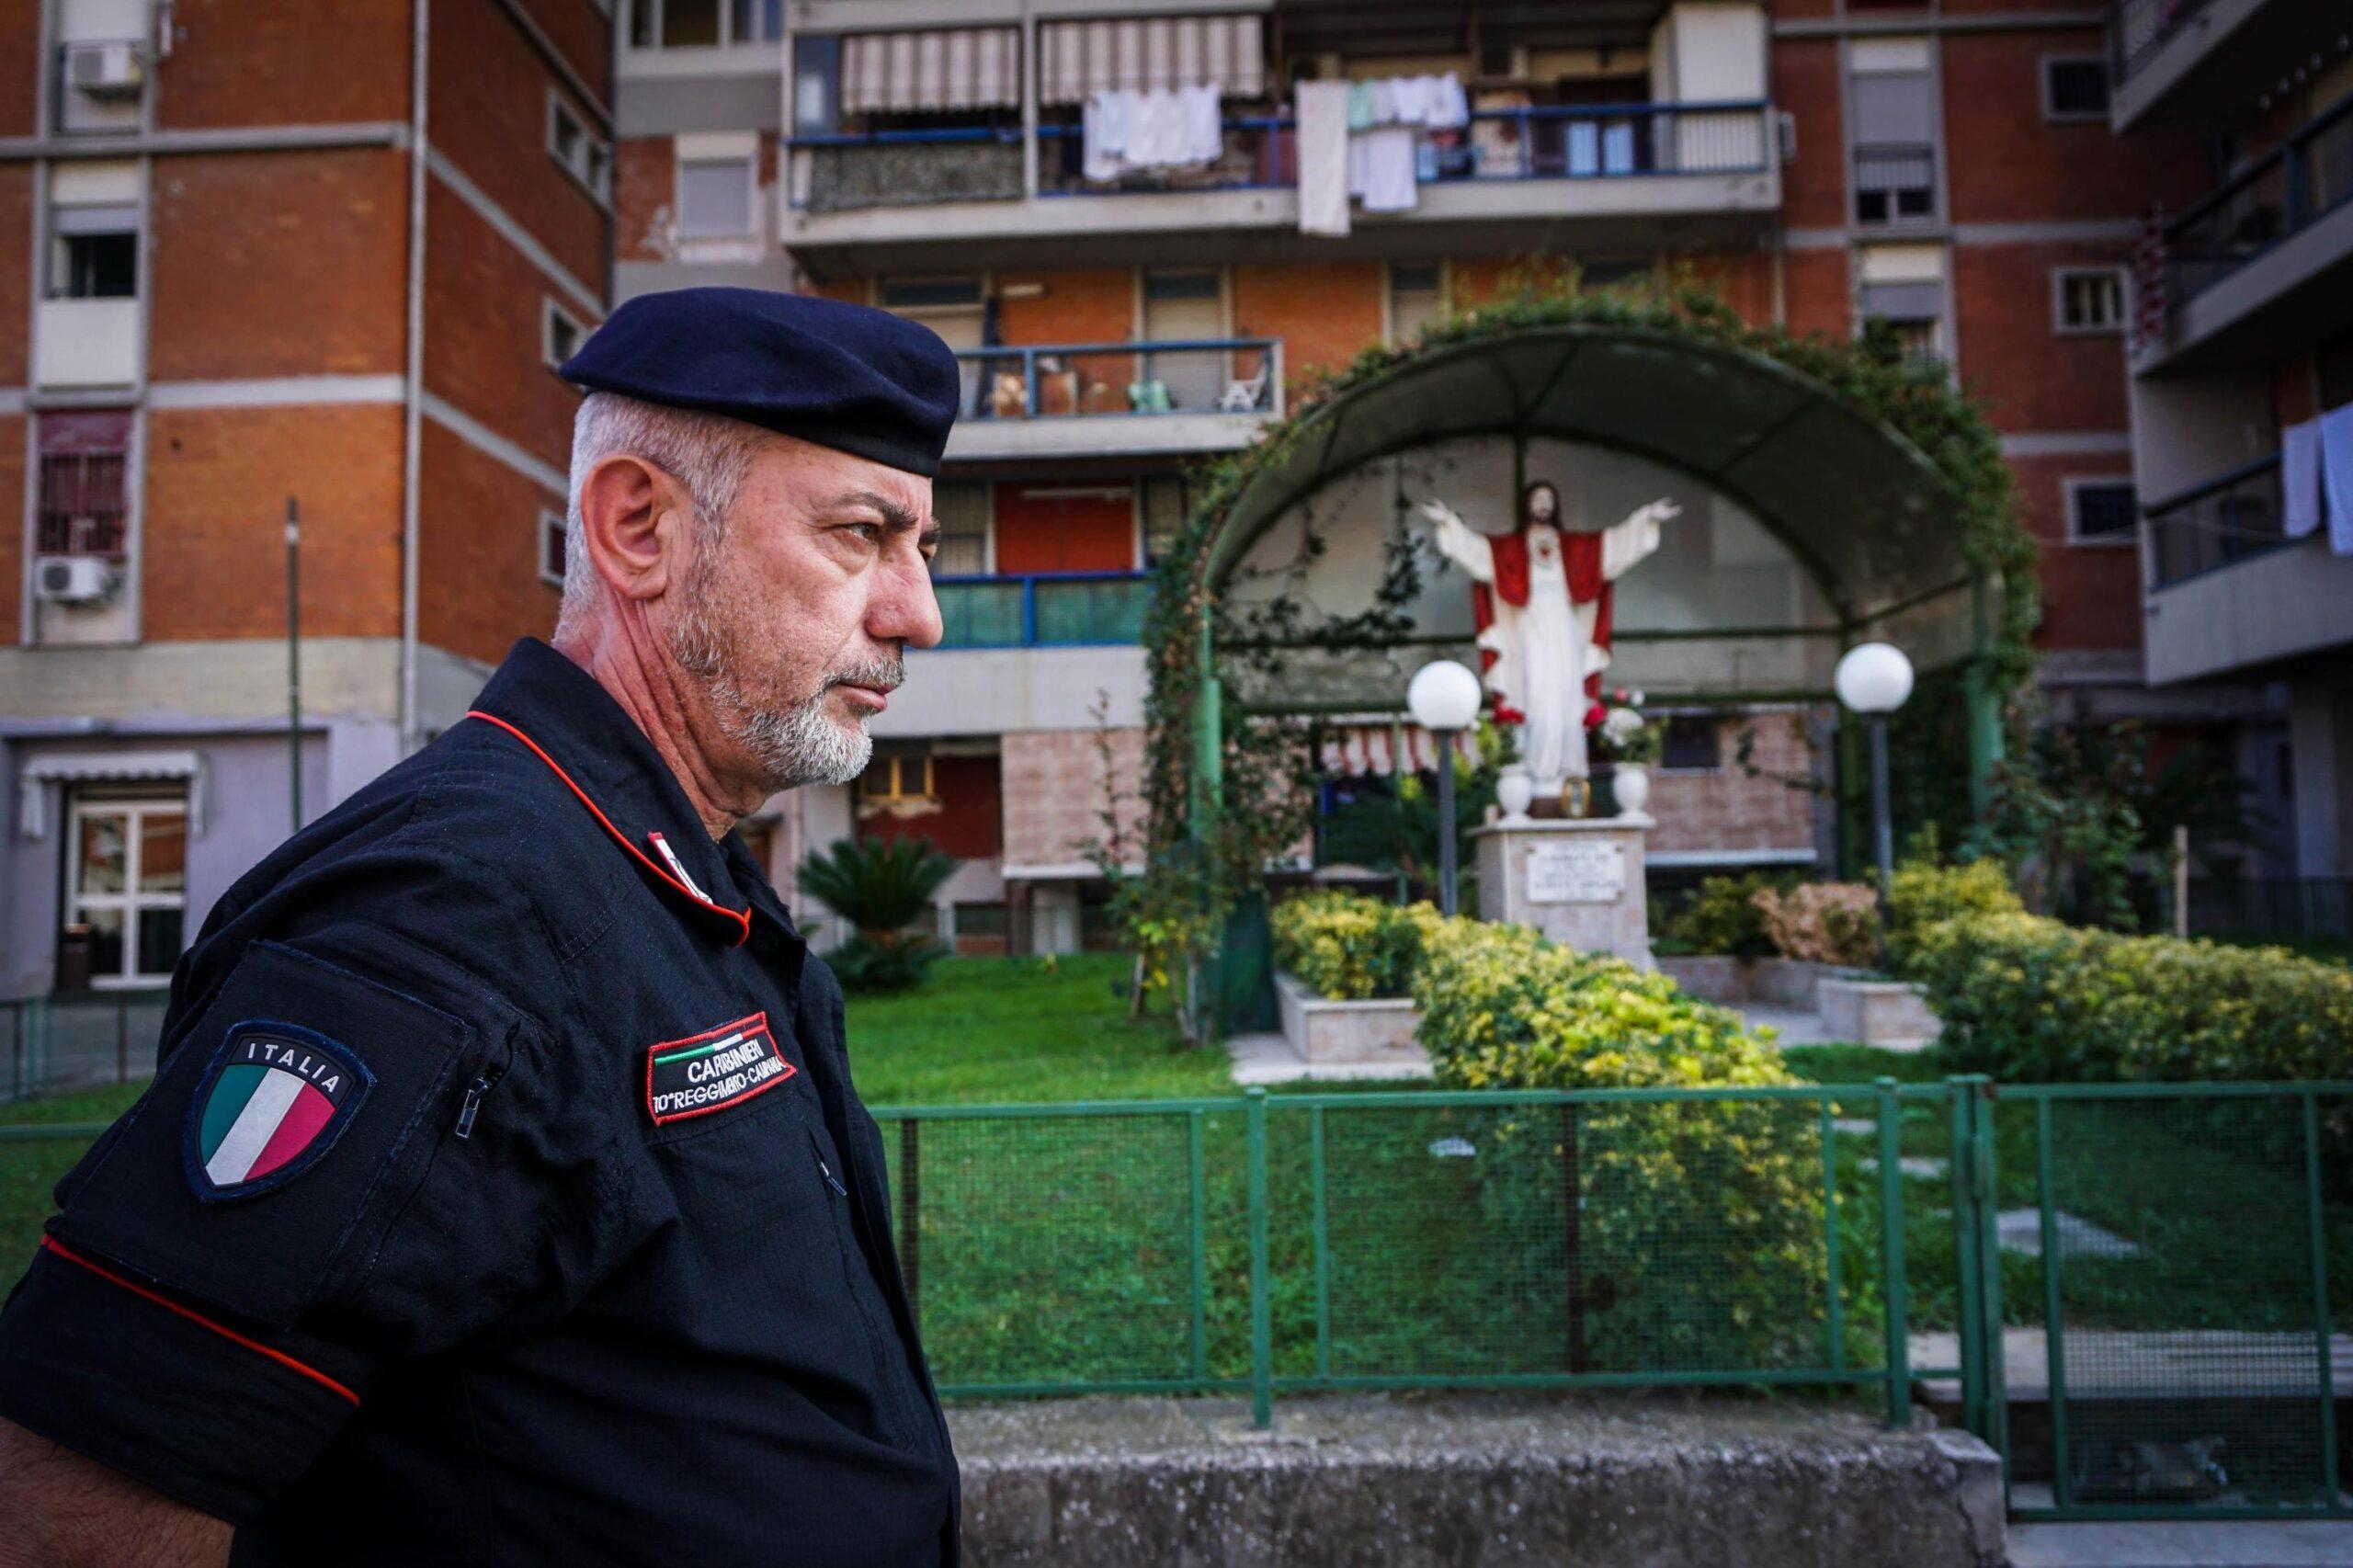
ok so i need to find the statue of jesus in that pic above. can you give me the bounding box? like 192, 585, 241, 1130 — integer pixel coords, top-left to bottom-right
1418, 481, 1678, 794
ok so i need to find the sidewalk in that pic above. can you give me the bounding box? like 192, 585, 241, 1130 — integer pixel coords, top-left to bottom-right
2007, 1519, 2353, 1567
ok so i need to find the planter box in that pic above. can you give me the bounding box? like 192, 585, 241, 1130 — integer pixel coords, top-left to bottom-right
1274, 971, 1431, 1069
1817, 975, 1941, 1050
1655, 955, 1942, 1051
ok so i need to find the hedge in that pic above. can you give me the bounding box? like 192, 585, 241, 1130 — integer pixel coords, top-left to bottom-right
1269, 891, 1442, 1000
1903, 913, 2353, 1085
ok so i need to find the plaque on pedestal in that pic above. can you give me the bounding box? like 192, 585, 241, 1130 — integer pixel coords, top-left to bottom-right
1471, 815, 1653, 965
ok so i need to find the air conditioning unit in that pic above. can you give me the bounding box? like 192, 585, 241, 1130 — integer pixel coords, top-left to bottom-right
34, 555, 119, 605
65, 41, 144, 99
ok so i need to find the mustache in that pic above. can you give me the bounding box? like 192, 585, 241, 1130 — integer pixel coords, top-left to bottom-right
824, 652, 904, 694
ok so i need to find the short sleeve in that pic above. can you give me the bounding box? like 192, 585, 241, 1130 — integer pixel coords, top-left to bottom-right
0, 921, 589, 1527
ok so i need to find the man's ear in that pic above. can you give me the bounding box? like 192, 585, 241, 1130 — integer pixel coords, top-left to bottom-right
576, 453, 693, 605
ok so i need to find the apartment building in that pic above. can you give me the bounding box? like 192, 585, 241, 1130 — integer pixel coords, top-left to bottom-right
1, 0, 612, 996
2115, 0, 2353, 892
609, 0, 2227, 952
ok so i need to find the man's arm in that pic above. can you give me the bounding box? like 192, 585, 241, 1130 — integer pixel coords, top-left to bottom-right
0, 1417, 231, 1568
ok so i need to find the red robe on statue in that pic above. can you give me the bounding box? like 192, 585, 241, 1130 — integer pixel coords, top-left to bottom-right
1468, 529, 1614, 725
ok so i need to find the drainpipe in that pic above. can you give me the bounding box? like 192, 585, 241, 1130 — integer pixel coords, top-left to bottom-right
398, 0, 429, 752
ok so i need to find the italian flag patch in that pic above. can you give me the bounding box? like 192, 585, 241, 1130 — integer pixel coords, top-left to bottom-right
187, 1023, 373, 1201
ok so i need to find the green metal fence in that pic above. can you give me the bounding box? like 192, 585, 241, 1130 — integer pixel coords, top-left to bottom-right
4, 1077, 2348, 1521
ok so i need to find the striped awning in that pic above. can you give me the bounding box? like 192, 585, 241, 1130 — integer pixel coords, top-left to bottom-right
1039, 15, 1267, 105
1316, 722, 1475, 778
841, 27, 1021, 115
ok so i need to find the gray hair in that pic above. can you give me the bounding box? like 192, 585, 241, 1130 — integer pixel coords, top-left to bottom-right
555, 392, 769, 640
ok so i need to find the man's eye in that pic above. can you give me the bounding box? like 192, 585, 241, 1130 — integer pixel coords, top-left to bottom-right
847, 522, 883, 545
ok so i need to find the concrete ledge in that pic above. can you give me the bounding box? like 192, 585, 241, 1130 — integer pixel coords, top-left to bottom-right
953, 1393, 2004, 1567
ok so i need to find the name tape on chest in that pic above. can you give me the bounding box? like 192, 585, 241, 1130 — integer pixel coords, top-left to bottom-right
644, 1012, 795, 1126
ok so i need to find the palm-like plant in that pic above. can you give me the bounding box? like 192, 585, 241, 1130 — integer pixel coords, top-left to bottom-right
797, 835, 959, 944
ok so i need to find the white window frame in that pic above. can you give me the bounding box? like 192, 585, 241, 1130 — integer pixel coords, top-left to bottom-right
2040, 55, 2110, 123
546, 90, 612, 204
2051, 266, 2127, 335
66, 792, 188, 987
541, 297, 587, 371
1383, 258, 1449, 347
539, 508, 568, 587
2063, 475, 2139, 548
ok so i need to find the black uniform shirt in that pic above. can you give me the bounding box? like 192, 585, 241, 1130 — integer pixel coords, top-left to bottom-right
0, 639, 959, 1566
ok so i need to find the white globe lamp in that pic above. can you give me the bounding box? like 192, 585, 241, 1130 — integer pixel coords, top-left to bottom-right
1406, 660, 1483, 916
1834, 642, 1915, 897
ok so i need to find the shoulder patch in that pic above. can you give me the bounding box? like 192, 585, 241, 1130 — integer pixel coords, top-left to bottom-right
644, 1012, 794, 1126
184, 1021, 375, 1202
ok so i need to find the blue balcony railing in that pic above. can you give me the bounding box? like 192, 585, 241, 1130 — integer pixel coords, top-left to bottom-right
932, 571, 1152, 648
2160, 90, 2353, 314
952, 337, 1281, 424
787, 98, 1774, 213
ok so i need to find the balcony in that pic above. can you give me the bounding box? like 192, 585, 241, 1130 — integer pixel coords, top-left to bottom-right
2109, 0, 2326, 133
2142, 452, 2353, 683
32, 298, 142, 390
780, 100, 1779, 275
945, 337, 1280, 461
2137, 92, 2353, 373
932, 571, 1152, 650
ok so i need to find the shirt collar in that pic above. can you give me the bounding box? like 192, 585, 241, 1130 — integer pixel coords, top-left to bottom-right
466, 639, 752, 945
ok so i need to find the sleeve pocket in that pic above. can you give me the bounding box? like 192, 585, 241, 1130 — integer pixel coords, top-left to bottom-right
51, 939, 482, 1331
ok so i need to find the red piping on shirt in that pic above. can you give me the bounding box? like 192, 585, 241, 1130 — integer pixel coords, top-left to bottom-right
464, 709, 752, 949
40, 1237, 362, 1407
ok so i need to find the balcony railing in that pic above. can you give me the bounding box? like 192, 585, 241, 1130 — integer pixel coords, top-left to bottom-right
2159, 90, 2353, 314
789, 99, 1774, 214
932, 571, 1151, 649
953, 337, 1281, 424
1852, 142, 1937, 225
2111, 0, 2216, 86
2142, 450, 2314, 588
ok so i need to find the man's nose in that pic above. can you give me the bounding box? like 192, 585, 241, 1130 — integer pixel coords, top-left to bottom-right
870, 551, 944, 651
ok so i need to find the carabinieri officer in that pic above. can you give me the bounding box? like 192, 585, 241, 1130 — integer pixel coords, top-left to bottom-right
0, 289, 965, 1565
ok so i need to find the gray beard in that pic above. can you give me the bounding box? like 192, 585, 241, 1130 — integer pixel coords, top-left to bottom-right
671, 606, 895, 791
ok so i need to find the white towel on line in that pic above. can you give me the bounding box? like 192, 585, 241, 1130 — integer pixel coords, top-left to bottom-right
2320, 402, 2353, 557
1296, 79, 1352, 236
2282, 417, 2323, 540
1360, 125, 1418, 212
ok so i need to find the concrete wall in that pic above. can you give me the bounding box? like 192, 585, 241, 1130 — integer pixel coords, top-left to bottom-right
878, 646, 1148, 740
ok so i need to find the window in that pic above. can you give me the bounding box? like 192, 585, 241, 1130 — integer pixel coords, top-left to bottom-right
879, 277, 984, 312
36, 410, 131, 557
2066, 479, 2138, 545
48, 195, 138, 299
2053, 267, 2126, 334
792, 35, 841, 134
1388, 261, 1445, 345
542, 298, 586, 369
930, 481, 990, 576
729, 0, 784, 44
1849, 38, 1937, 226
547, 94, 611, 201
1660, 715, 1722, 772
677, 153, 756, 238
67, 792, 188, 985
1579, 258, 1654, 289
1859, 278, 1945, 366
2043, 58, 2109, 121
1142, 475, 1189, 563
540, 509, 567, 586
858, 745, 934, 804
661, 0, 719, 47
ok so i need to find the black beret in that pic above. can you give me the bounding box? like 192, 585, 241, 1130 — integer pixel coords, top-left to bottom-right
560, 287, 961, 477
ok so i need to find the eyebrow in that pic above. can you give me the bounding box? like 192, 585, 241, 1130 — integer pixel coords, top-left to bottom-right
835, 488, 937, 545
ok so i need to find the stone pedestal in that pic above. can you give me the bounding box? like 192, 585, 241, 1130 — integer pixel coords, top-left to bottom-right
1471, 814, 1653, 965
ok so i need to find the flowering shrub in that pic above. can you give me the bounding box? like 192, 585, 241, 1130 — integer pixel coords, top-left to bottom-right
1409, 917, 1832, 1369
1269, 891, 1442, 1000
1752, 881, 1882, 968
1661, 870, 1799, 958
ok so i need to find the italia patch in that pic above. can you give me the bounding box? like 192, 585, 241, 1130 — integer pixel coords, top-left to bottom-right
644, 1012, 794, 1126
185, 1021, 373, 1202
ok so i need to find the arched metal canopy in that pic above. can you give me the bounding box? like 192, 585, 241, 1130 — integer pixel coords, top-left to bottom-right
1200, 324, 1989, 649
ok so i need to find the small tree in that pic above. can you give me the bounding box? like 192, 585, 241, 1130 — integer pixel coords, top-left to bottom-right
798, 835, 959, 992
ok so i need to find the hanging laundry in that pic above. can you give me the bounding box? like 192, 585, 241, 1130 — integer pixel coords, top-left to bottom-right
1083, 89, 1129, 182
1346, 79, 1375, 131
1083, 85, 1225, 180
1359, 125, 1417, 212
2319, 403, 2353, 557
1430, 72, 1469, 129
1183, 82, 1222, 165
2283, 418, 2323, 540
1297, 78, 1352, 235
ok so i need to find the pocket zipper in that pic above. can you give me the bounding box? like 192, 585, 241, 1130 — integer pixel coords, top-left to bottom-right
454, 1061, 507, 1141
805, 1123, 849, 1197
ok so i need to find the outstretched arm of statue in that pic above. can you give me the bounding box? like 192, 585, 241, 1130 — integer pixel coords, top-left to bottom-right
1416, 498, 1495, 584
1603, 496, 1680, 580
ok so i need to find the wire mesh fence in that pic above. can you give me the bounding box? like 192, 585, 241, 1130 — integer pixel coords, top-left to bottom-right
2, 989, 169, 1104
3, 1077, 2348, 1522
